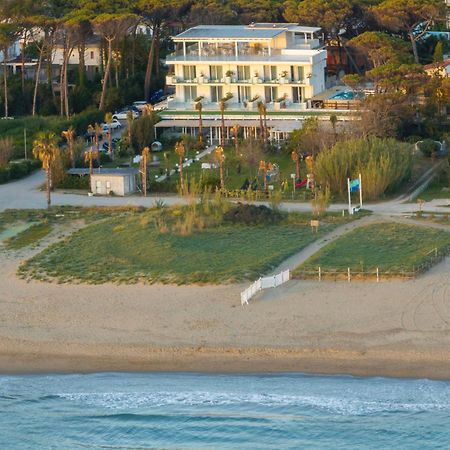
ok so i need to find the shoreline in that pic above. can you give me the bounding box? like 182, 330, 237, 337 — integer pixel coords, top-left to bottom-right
3, 342, 450, 380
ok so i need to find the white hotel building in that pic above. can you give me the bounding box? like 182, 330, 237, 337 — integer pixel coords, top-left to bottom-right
157, 23, 328, 143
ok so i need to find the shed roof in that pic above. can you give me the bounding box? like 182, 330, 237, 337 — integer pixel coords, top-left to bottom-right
67, 168, 138, 176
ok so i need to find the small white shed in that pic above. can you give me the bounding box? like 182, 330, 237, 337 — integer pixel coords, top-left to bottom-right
90, 169, 138, 196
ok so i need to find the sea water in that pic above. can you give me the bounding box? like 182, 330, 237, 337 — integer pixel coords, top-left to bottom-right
1, 372, 450, 449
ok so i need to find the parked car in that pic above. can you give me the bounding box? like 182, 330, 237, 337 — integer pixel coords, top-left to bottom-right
149, 89, 164, 104
125, 105, 141, 114
112, 109, 139, 120
102, 141, 117, 152
132, 101, 149, 112
153, 95, 173, 111
101, 118, 121, 133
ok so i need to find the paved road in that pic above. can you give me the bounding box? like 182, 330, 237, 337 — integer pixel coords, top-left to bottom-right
0, 166, 449, 213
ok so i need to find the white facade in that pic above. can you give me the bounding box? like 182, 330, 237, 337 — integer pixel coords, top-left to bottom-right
91, 171, 137, 196
53, 40, 102, 68
166, 24, 327, 111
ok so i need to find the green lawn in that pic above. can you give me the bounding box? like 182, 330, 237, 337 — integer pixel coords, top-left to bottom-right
19, 212, 338, 284
4, 222, 52, 250
294, 222, 450, 276
418, 176, 450, 201
150, 145, 312, 198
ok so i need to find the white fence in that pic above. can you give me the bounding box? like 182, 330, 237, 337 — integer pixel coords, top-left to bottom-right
241, 270, 290, 305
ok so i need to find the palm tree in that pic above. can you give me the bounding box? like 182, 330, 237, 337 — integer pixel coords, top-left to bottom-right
291, 150, 300, 180
127, 110, 134, 149
141, 146, 150, 196
61, 126, 76, 168
257, 101, 268, 147
231, 124, 240, 157
219, 93, 233, 147
94, 123, 102, 153
219, 99, 226, 147
105, 112, 113, 158
257, 101, 265, 143
195, 97, 204, 146
175, 141, 185, 194
32, 132, 58, 209
215, 145, 225, 191
84, 147, 99, 185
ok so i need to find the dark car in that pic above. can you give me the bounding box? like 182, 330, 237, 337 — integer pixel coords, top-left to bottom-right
149, 89, 164, 104
102, 141, 117, 152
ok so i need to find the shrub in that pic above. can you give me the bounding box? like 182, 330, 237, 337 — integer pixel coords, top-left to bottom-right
0, 159, 41, 184
314, 136, 413, 200
99, 153, 112, 165
223, 203, 282, 225
54, 176, 89, 190
0, 137, 14, 165
418, 139, 438, 157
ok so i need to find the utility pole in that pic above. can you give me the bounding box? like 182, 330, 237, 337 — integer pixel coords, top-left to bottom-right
24, 128, 27, 159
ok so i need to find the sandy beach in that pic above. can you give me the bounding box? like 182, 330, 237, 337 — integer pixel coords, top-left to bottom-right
1, 240, 450, 379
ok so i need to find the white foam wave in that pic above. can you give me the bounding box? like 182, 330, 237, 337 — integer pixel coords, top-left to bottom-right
56, 390, 450, 415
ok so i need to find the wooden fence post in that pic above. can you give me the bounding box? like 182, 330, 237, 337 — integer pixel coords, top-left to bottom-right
347, 267, 351, 283
376, 267, 379, 283
319, 266, 322, 282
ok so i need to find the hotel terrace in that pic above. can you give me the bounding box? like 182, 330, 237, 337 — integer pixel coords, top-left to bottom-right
157, 23, 329, 144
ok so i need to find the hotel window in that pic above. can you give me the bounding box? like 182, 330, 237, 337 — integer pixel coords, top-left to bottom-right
237, 65, 250, 81
209, 65, 223, 81
182, 65, 197, 81
290, 66, 304, 82
263, 65, 278, 81
264, 86, 278, 103
210, 85, 223, 103
184, 86, 198, 102
292, 87, 303, 103
237, 86, 251, 103
90, 51, 94, 60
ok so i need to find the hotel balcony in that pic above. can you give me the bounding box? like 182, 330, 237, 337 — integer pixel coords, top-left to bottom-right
166, 40, 324, 64
164, 97, 309, 113
166, 75, 312, 86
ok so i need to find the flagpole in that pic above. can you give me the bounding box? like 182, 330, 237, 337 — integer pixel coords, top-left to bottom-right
347, 177, 352, 215
359, 173, 363, 209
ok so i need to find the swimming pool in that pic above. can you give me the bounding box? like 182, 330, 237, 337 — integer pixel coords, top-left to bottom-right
330, 90, 356, 100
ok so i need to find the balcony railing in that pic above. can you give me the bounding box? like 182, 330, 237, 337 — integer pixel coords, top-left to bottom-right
166, 49, 312, 63
166, 75, 310, 86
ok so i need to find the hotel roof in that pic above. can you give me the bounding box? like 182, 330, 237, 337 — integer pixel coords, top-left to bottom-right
173, 24, 322, 41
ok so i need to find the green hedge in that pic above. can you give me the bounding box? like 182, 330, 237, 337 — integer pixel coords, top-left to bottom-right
55, 175, 90, 190
0, 159, 41, 184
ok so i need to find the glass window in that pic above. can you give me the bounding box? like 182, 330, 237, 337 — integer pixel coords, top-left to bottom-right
182, 66, 197, 81
209, 66, 223, 80
237, 66, 250, 81
292, 87, 303, 103
210, 86, 223, 103
264, 86, 278, 102
290, 66, 305, 82
184, 86, 198, 102
238, 86, 251, 103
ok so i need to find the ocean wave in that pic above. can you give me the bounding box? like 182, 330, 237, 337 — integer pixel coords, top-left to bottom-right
55, 390, 450, 415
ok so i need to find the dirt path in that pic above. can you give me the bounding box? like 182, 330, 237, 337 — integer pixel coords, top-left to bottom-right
270, 215, 381, 275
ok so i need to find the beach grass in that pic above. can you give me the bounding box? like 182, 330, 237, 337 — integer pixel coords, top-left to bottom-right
4, 222, 52, 250
295, 222, 450, 275
18, 211, 339, 284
